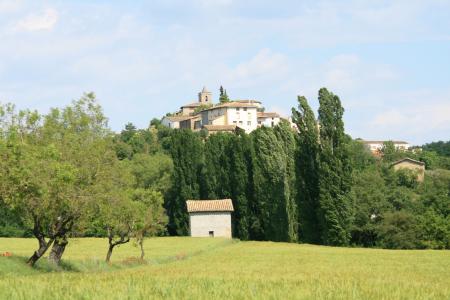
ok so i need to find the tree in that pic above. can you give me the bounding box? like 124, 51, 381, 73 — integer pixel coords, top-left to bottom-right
291, 96, 321, 243
165, 130, 203, 235
251, 127, 295, 242
219, 86, 230, 103
0, 94, 119, 266
317, 88, 352, 246
132, 189, 167, 259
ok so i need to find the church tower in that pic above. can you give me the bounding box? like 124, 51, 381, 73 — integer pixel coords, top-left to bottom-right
198, 86, 212, 104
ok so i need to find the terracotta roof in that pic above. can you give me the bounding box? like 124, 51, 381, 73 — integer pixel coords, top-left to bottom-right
163, 115, 193, 122
198, 101, 259, 112
257, 112, 280, 118
186, 199, 234, 213
391, 158, 425, 166
203, 124, 237, 131
234, 100, 261, 104
220, 102, 259, 108
181, 102, 203, 108
362, 140, 409, 144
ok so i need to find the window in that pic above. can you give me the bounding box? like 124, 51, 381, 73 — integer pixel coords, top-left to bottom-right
236, 108, 240, 111
209, 231, 214, 237
244, 107, 247, 111
247, 121, 251, 125
239, 121, 243, 125
258, 121, 261, 124
271, 121, 274, 127
233, 121, 237, 124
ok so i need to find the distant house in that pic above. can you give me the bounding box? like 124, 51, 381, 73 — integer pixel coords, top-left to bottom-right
199, 102, 259, 133
391, 158, 425, 182
257, 112, 280, 128
362, 140, 411, 154
161, 115, 192, 129
186, 199, 234, 238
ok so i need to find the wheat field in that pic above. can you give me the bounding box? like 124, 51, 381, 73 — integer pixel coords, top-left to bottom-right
0, 237, 449, 299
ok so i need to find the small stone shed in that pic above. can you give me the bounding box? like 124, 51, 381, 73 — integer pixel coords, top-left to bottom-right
391, 158, 425, 182
186, 199, 234, 238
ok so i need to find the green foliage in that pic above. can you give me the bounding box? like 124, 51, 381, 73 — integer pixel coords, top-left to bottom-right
291, 96, 321, 243
317, 88, 352, 246
165, 130, 203, 235
219, 86, 230, 103
423, 140, 450, 157
377, 211, 421, 249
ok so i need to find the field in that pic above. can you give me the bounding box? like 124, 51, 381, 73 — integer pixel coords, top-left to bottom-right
0, 238, 449, 299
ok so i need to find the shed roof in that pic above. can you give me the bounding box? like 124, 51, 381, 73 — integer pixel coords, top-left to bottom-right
391, 158, 425, 166
186, 199, 234, 213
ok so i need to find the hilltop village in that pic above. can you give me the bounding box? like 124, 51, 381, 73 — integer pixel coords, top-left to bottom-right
160, 87, 413, 151
161, 87, 291, 134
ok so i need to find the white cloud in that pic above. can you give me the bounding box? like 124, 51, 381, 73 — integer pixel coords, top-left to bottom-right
366, 90, 450, 144
0, 0, 22, 13
225, 48, 289, 87
16, 8, 59, 32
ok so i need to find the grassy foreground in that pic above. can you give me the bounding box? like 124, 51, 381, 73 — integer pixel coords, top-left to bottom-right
0, 238, 449, 299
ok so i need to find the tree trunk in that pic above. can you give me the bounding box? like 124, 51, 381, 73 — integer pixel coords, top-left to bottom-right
139, 239, 145, 260
106, 245, 114, 263
27, 219, 54, 267
105, 228, 130, 263
27, 239, 53, 266
48, 235, 68, 265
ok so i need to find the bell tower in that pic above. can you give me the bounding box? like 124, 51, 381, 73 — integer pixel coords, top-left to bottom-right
198, 86, 212, 104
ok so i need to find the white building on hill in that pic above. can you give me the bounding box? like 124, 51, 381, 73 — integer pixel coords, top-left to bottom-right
362, 140, 411, 153
162, 87, 288, 134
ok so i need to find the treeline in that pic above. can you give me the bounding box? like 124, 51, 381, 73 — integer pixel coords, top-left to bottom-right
0, 94, 168, 266
1, 88, 449, 259
164, 88, 450, 248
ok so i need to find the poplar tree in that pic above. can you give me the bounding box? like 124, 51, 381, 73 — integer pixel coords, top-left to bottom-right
317, 88, 352, 245
291, 96, 321, 243
251, 127, 291, 241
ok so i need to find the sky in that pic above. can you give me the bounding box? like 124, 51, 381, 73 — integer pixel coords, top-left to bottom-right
0, 0, 449, 145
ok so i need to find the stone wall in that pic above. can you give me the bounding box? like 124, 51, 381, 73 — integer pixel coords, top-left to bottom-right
393, 161, 425, 182
189, 212, 232, 238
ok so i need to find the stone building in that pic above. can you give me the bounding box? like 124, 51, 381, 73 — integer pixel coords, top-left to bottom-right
391, 158, 425, 182
186, 199, 234, 238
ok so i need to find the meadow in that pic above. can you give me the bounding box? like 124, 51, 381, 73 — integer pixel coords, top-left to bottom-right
0, 237, 449, 299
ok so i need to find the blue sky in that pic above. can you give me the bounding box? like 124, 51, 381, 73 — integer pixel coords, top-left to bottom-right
1, 0, 449, 145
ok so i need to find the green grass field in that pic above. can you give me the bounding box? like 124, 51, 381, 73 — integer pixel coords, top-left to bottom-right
0, 237, 449, 299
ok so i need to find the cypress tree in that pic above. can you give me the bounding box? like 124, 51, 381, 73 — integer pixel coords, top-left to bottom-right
291, 96, 321, 243
165, 129, 203, 235
317, 88, 352, 245
227, 133, 251, 240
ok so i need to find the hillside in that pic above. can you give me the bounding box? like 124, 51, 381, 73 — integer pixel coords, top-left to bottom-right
0, 237, 449, 299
